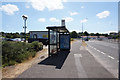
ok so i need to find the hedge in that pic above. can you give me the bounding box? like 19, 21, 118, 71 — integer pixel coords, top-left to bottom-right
2, 41, 43, 67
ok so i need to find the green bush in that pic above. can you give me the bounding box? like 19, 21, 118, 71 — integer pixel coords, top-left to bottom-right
31, 41, 43, 51
2, 41, 43, 67
71, 38, 74, 41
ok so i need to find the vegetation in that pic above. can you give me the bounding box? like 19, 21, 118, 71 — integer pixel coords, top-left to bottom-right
2, 41, 43, 67
71, 38, 74, 41
70, 31, 78, 38
70, 31, 119, 39
1, 32, 30, 40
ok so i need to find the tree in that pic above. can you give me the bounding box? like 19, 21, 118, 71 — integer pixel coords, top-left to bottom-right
103, 34, 108, 37
70, 31, 78, 38
78, 32, 82, 38
84, 31, 89, 36
96, 33, 100, 38
89, 33, 95, 36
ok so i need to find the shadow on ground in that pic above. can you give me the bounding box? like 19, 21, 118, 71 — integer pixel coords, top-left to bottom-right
38, 50, 70, 69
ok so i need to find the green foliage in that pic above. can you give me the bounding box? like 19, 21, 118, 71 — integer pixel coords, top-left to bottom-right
84, 31, 89, 36
1, 32, 30, 38
2, 41, 43, 67
71, 38, 74, 41
31, 41, 43, 51
70, 31, 78, 38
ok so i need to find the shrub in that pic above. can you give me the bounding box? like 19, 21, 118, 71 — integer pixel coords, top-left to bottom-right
71, 38, 74, 41
2, 41, 43, 67
31, 41, 43, 51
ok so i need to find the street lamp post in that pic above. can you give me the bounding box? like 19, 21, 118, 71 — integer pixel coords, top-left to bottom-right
81, 18, 88, 41
82, 22, 83, 41
22, 15, 27, 42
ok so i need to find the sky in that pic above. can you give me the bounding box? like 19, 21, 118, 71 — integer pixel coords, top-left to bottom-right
0, 0, 119, 34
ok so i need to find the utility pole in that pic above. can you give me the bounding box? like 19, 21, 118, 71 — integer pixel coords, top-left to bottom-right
81, 18, 88, 41
82, 22, 83, 41
22, 15, 27, 42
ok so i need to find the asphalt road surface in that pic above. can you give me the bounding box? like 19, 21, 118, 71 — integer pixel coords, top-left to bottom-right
17, 40, 118, 78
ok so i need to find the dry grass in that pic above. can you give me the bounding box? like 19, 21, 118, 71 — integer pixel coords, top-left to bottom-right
82, 41, 87, 47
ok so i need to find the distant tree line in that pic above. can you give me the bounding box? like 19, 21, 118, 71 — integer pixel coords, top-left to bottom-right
0, 31, 119, 39
70, 31, 119, 39
1, 32, 30, 39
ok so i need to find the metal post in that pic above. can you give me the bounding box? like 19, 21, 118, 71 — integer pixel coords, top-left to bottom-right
48, 29, 50, 57
118, 3, 120, 80
23, 19, 27, 42
22, 15, 27, 42
82, 22, 83, 41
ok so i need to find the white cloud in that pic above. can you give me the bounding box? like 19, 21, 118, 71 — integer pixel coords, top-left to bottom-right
0, 8, 2, 11
1, 4, 19, 15
38, 18, 46, 22
29, 0, 64, 11
70, 12, 78, 16
49, 17, 59, 22
62, 0, 67, 2
63, 17, 73, 22
96, 11, 110, 19
81, 6, 84, 8
99, 31, 118, 34
80, 19, 88, 23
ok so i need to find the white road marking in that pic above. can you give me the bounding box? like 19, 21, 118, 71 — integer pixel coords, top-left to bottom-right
79, 54, 82, 57
112, 47, 116, 48
94, 48, 96, 50
97, 50, 101, 52
87, 44, 118, 78
88, 45, 116, 60
74, 54, 87, 78
101, 52, 106, 55
108, 55, 115, 59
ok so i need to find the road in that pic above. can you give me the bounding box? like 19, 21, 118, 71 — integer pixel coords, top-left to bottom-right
17, 40, 118, 78
86, 40, 118, 78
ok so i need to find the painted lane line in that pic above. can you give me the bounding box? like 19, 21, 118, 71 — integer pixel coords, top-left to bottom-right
101, 52, 106, 55
94, 48, 96, 50
117, 60, 119, 63
97, 50, 101, 52
89, 45, 107, 55
108, 55, 115, 59
74, 54, 87, 78
79, 54, 82, 57
89, 45, 115, 60
90, 46, 93, 48
112, 47, 116, 48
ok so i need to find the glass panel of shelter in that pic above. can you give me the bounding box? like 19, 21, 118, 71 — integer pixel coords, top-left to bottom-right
49, 28, 70, 55
49, 30, 57, 54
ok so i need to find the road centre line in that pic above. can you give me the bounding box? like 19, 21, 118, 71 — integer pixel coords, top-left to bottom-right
108, 55, 114, 59
94, 48, 96, 50
88, 45, 116, 60
101, 52, 106, 55
97, 50, 101, 52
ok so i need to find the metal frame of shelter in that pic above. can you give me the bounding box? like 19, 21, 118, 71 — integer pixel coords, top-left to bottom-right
46, 26, 70, 56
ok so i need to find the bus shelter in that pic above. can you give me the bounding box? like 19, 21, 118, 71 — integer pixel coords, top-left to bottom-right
46, 26, 70, 56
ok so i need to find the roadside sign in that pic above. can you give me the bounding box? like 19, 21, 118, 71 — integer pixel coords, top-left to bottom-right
60, 34, 70, 50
